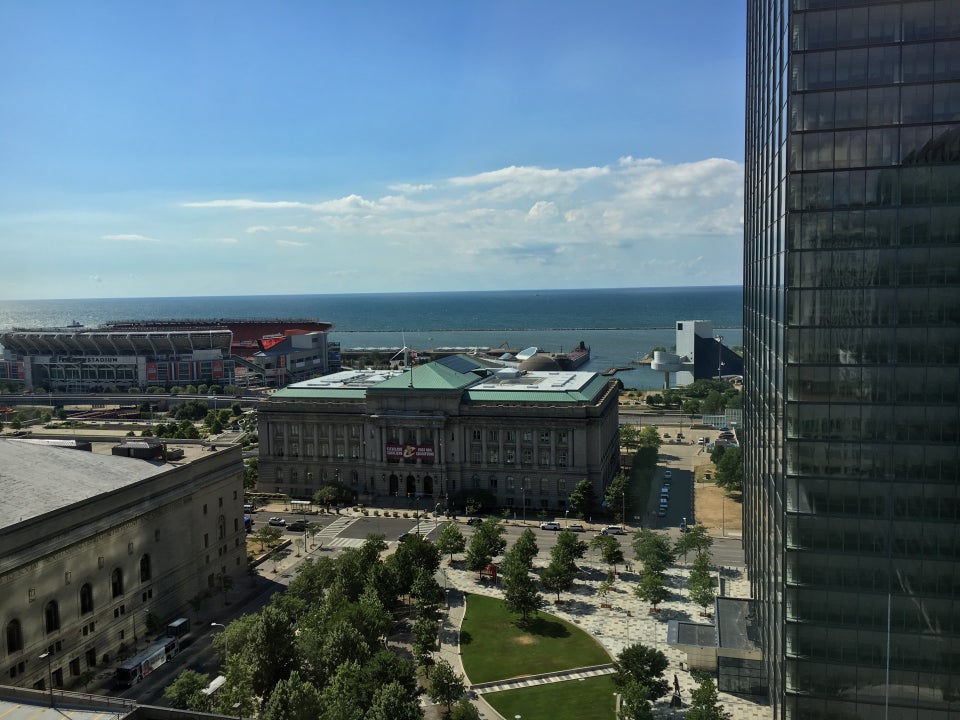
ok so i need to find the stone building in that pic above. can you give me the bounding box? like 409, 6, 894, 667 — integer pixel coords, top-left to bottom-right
256, 355, 621, 513
0, 438, 246, 690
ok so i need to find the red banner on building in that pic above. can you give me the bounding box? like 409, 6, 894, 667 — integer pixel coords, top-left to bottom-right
146, 362, 158, 381
386, 443, 435, 459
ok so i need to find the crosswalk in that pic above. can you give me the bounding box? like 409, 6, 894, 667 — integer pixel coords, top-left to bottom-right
471, 664, 616, 695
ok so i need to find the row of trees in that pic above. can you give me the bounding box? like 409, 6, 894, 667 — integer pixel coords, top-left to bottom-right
165, 532, 474, 719
710, 445, 743, 493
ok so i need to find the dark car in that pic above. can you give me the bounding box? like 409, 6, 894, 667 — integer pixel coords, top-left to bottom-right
287, 520, 307, 532
465, 517, 483, 526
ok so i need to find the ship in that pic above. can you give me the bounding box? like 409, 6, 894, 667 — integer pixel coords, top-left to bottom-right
551, 340, 591, 370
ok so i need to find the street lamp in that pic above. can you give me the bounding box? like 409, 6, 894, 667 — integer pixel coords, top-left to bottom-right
521, 483, 526, 526
38, 651, 53, 706
210, 622, 228, 668
715, 335, 724, 381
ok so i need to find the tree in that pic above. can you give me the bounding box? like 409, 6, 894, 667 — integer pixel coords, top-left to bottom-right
635, 569, 669, 612
682, 398, 702, 419
511, 528, 539, 568
555, 529, 589, 561
590, 533, 625, 574
465, 517, 506, 572
501, 549, 541, 624
313, 485, 339, 512
568, 478, 597, 519
618, 680, 654, 720
661, 388, 681, 407
605, 471, 630, 524
632, 529, 675, 574
701, 390, 726, 414
674, 524, 713, 564
688, 553, 716, 615
261, 671, 324, 720
714, 447, 743, 493
540, 547, 577, 602
638, 426, 663, 450
429, 658, 465, 713
612, 643, 670, 699
686, 672, 732, 720
436, 522, 466, 563
163, 669, 210, 711
365, 680, 423, 720
449, 699, 482, 720
618, 424, 642, 452
253, 525, 284, 552
413, 614, 440, 676
709, 444, 726, 464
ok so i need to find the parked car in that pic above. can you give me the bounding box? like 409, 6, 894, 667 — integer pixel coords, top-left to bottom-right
663, 470, 672, 480
243, 503, 257, 513
567, 524, 585, 533
660, 486, 670, 496
268, 517, 286, 526
600, 526, 626, 535
397, 532, 411, 542
287, 520, 307, 532
539, 521, 561, 531
698, 437, 707, 445
657, 507, 668, 517
662, 432, 670, 438
680, 517, 688, 533
465, 517, 483, 526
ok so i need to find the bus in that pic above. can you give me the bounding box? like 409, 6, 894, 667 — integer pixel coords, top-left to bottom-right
115, 637, 177, 688
166, 617, 191, 647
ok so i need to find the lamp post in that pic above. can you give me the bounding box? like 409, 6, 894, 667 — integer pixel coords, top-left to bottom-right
210, 622, 228, 668
38, 651, 53, 706
521, 483, 526, 526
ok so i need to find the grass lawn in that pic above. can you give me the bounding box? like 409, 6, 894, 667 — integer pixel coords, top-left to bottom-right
485, 675, 617, 720
460, 594, 610, 684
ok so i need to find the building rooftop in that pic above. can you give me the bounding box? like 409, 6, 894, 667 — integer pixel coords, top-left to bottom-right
0, 438, 203, 531
716, 596, 762, 654
269, 355, 609, 404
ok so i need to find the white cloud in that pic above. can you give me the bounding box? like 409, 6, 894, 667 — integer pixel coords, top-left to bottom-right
526, 201, 558, 221
276, 239, 307, 247
246, 226, 271, 234
387, 183, 435, 194
101, 233, 159, 242
183, 199, 305, 209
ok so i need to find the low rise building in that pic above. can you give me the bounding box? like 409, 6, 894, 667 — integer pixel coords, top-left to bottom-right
257, 355, 621, 512
0, 438, 246, 691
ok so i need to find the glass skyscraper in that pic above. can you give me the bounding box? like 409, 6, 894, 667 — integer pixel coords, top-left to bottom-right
743, 2, 960, 718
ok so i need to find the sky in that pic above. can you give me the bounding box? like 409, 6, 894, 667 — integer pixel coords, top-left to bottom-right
0, 1, 746, 300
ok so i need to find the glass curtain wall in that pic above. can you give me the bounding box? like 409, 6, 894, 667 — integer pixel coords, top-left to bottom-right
745, 1, 960, 718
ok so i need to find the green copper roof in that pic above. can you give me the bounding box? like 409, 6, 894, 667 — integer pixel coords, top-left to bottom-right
370, 357, 484, 392
271, 388, 368, 399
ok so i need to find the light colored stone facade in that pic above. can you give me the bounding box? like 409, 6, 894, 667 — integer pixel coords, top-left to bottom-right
0, 439, 246, 690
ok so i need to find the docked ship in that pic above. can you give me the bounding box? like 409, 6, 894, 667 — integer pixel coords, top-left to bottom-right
551, 340, 591, 370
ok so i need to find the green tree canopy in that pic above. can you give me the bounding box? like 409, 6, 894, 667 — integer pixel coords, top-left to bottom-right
568, 478, 597, 519
501, 547, 542, 624
163, 669, 210, 711
618, 424, 642, 451
261, 671, 324, 720
465, 517, 506, 571
674, 524, 713, 564
701, 390, 726, 415
436, 522, 466, 563
635, 569, 669, 611
632, 529, 675, 574
612, 643, 670, 699
590, 533, 625, 574
618, 679, 654, 720
540, 545, 577, 602
715, 447, 743, 492
429, 658, 466, 713
605, 471, 630, 523
686, 672, 732, 720
365, 680, 423, 720
555, 529, 589, 560
511, 527, 539, 568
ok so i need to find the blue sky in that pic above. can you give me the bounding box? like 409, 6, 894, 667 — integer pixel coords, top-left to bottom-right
0, 1, 745, 300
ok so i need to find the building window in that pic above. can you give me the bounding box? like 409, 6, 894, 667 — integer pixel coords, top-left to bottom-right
522, 430, 533, 443
140, 555, 152, 582
471, 449, 482, 464
472, 429, 482, 441
203, 504, 208, 515
557, 450, 568, 467
505, 448, 515, 464
539, 451, 550, 467
506, 477, 515, 491
79, 584, 94, 615
505, 430, 516, 443
539, 430, 550, 444
6, 620, 23, 653
472, 475, 481, 489
44, 601, 60, 633
488, 429, 499, 442
487, 449, 499, 464
557, 431, 568, 445
522, 450, 533, 464
111, 569, 124, 598
540, 478, 549, 495
558, 478, 567, 494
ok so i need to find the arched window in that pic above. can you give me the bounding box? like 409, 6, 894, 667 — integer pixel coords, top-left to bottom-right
218, 515, 226, 540
111, 568, 124, 598
6, 619, 23, 653
44, 601, 60, 633
139, 555, 151, 583
79, 584, 94, 614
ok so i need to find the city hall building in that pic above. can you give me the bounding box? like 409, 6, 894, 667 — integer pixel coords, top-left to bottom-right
256, 354, 621, 513
0, 438, 246, 691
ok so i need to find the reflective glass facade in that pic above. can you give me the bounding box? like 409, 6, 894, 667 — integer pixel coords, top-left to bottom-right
744, 2, 960, 718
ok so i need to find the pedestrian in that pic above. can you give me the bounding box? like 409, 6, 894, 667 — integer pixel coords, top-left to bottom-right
674, 673, 681, 695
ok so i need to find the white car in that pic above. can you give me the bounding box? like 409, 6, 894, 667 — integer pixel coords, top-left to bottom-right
600, 526, 626, 535
663, 470, 672, 480
268, 517, 286, 527
539, 521, 561, 531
